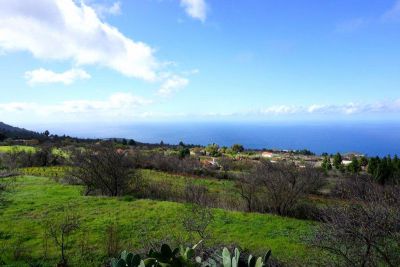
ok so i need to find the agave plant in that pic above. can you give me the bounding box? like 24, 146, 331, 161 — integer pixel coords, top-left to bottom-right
111, 241, 202, 267
111, 243, 271, 267
202, 247, 271, 267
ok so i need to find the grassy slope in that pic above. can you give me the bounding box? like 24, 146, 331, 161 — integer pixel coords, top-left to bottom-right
0, 176, 318, 266
0, 146, 36, 153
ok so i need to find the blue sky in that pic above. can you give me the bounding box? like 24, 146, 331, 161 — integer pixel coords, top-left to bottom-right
1, 0, 400, 125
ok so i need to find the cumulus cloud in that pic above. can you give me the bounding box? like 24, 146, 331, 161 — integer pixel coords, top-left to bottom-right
158, 75, 189, 97
25, 68, 91, 85
0, 0, 159, 81
259, 100, 400, 116
180, 0, 207, 22
0, 92, 152, 116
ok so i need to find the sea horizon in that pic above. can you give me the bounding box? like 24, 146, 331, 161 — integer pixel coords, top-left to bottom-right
22, 120, 400, 157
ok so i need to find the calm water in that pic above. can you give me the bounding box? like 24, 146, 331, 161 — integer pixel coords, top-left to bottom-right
35, 121, 400, 157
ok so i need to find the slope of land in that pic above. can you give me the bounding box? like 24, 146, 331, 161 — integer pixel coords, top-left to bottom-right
0, 176, 318, 266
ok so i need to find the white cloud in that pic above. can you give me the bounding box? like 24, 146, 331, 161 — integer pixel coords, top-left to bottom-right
0, 0, 160, 81
382, 0, 400, 21
259, 100, 400, 116
180, 0, 207, 22
261, 105, 299, 115
158, 75, 189, 96
25, 68, 91, 85
0, 92, 152, 116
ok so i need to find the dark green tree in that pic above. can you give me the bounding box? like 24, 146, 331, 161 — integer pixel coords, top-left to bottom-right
347, 156, 361, 174
321, 156, 332, 171
0, 132, 6, 142
179, 147, 190, 159
128, 139, 136, 146
231, 144, 244, 153
333, 153, 343, 170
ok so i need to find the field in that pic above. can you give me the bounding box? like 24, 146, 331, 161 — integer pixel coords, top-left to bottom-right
0, 176, 319, 266
0, 146, 36, 153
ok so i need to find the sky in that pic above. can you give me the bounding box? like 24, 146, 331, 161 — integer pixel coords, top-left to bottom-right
1, 0, 400, 126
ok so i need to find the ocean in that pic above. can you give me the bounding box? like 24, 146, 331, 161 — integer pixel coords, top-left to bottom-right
34, 121, 400, 157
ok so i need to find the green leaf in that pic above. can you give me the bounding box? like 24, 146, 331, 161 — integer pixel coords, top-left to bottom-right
161, 244, 173, 259
131, 254, 141, 267
111, 258, 118, 267
126, 253, 134, 266
254, 258, 263, 267
117, 259, 127, 267
248, 255, 256, 267
264, 250, 271, 263
222, 248, 231, 267
121, 250, 128, 261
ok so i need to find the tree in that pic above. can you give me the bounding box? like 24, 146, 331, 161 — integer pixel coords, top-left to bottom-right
0, 132, 6, 142
321, 156, 332, 171
205, 143, 220, 157
178, 147, 190, 159
314, 184, 400, 267
231, 144, 244, 153
121, 139, 127, 145
347, 156, 361, 174
236, 173, 262, 212
69, 144, 135, 196
182, 204, 214, 242
359, 156, 368, 167
44, 206, 80, 266
333, 153, 343, 170
255, 160, 324, 215
44, 130, 50, 137
128, 139, 136, 146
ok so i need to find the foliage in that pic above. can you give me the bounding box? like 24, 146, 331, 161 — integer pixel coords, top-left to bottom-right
111, 244, 272, 267
321, 156, 332, 171
231, 144, 244, 154
205, 144, 221, 157
0, 176, 315, 265
367, 155, 400, 185
315, 181, 400, 266
346, 156, 361, 174
68, 144, 135, 196
333, 153, 342, 170
111, 242, 202, 267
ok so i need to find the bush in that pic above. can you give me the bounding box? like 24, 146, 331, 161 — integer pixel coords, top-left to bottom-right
68, 144, 136, 196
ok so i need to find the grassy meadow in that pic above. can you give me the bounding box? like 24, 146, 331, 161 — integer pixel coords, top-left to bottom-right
0, 175, 319, 266
0, 146, 36, 153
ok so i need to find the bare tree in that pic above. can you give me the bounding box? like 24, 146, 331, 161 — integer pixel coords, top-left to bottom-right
255, 160, 324, 215
314, 183, 400, 267
182, 204, 214, 242
184, 180, 214, 207
236, 172, 263, 212
43, 207, 80, 267
69, 144, 134, 196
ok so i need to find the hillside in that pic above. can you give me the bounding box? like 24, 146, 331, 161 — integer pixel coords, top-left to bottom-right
0, 122, 43, 140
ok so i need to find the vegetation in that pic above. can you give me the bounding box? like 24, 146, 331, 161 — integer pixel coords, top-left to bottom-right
0, 176, 316, 266
1, 123, 400, 266
111, 244, 271, 267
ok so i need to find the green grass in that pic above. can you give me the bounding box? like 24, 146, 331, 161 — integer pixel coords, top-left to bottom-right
0, 176, 318, 266
20, 166, 70, 179
139, 169, 237, 194
0, 146, 36, 153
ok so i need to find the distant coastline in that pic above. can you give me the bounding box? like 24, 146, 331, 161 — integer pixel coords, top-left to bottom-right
24, 121, 400, 157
